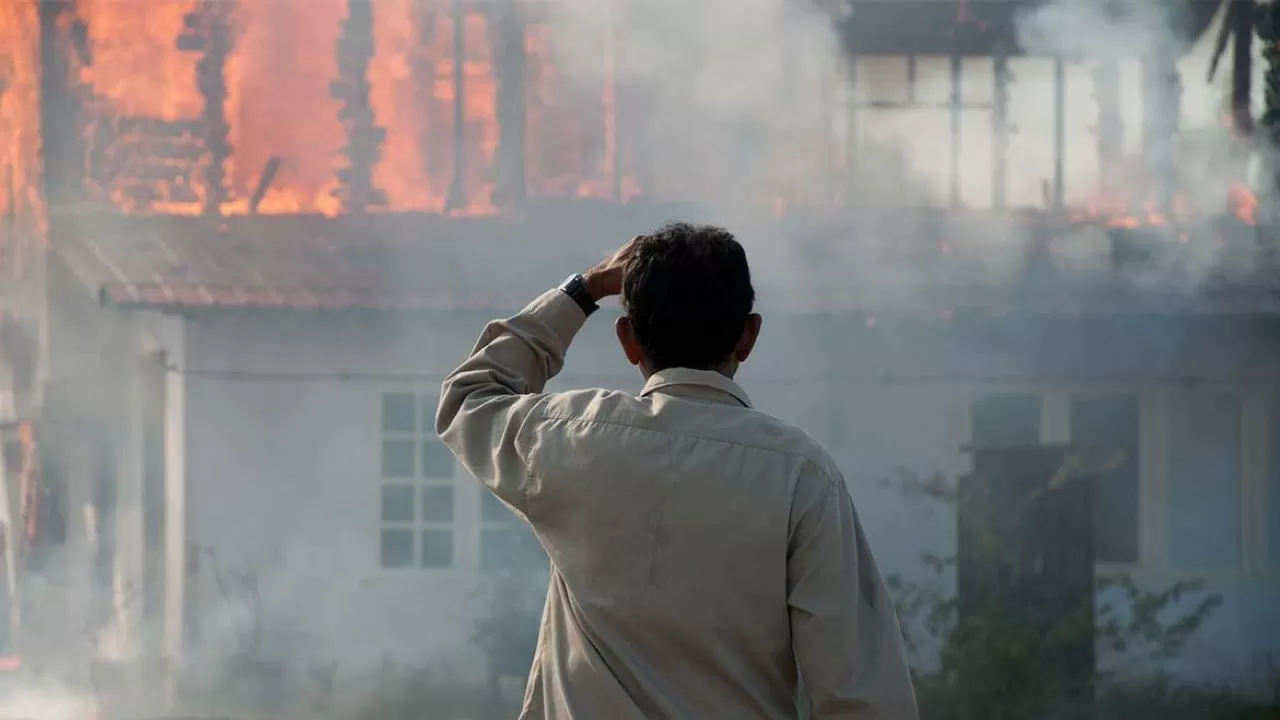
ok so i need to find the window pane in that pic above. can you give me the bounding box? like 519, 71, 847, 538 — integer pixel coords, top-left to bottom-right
380, 529, 414, 568
421, 485, 454, 523
420, 529, 454, 568
422, 439, 455, 478
381, 484, 415, 523
381, 439, 415, 478
1167, 391, 1242, 569
382, 393, 416, 433
1070, 394, 1139, 564
971, 394, 1041, 447
482, 491, 515, 523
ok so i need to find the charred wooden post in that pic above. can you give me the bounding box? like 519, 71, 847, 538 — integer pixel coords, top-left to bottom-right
39, 0, 85, 209
178, 0, 236, 215
949, 52, 962, 208
332, 0, 386, 212
992, 52, 1009, 209
906, 54, 918, 105
493, 0, 526, 209
1093, 58, 1123, 199
1142, 46, 1182, 216
610, 24, 624, 204
1232, 0, 1256, 136
1052, 56, 1066, 210
248, 157, 282, 215
446, 0, 469, 213
958, 445, 1096, 720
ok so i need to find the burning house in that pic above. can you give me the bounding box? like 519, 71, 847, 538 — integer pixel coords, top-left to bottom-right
0, 0, 1278, 712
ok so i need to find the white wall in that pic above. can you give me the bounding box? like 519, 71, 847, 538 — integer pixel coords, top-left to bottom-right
178, 304, 1280, 692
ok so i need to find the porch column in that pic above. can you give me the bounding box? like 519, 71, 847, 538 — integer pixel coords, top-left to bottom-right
108, 360, 145, 659
163, 333, 186, 666
64, 440, 95, 649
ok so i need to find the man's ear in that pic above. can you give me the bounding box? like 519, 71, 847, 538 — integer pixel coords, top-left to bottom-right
734, 313, 763, 363
616, 316, 645, 366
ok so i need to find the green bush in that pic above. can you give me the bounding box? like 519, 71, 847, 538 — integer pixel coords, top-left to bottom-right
877, 466, 1268, 719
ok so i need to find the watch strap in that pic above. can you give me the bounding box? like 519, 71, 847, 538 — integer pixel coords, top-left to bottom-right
558, 274, 599, 317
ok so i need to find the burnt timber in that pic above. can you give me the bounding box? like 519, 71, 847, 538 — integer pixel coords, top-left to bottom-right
835, 0, 1220, 57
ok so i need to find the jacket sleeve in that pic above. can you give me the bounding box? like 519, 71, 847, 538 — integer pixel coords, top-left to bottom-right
788, 462, 919, 720
435, 288, 588, 517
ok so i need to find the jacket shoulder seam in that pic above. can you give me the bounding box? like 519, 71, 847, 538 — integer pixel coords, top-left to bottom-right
535, 410, 832, 470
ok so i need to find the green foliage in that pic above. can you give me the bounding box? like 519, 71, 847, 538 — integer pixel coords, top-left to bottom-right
881, 465, 1228, 719
1257, 2, 1280, 134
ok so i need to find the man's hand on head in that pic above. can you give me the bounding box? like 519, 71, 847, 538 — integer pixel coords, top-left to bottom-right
582, 236, 640, 302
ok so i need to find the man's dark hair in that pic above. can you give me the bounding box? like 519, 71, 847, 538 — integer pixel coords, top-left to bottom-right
622, 223, 756, 371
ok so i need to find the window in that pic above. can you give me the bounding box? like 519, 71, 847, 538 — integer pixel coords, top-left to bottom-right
969, 392, 1140, 566
379, 392, 455, 569
970, 393, 1041, 447
1070, 394, 1140, 565
1166, 391, 1242, 569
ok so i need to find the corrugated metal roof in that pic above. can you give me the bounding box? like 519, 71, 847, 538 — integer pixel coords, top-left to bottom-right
48, 209, 1280, 316
53, 210, 627, 311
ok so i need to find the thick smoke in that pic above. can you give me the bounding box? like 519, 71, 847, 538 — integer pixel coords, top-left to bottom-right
5, 1, 1257, 717
550, 0, 846, 208
528, 0, 1244, 301
534, 0, 1040, 307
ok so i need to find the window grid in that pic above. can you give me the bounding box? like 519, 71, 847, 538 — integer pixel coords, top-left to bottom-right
379, 392, 456, 570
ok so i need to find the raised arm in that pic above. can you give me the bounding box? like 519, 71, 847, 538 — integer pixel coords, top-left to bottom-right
435, 240, 635, 517
434, 288, 586, 517
788, 463, 919, 719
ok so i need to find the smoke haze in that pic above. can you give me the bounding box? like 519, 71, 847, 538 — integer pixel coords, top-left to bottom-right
524, 0, 1245, 301
3, 0, 1272, 717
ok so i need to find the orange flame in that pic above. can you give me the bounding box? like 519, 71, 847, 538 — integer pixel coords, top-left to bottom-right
1069, 195, 1177, 228
0, 0, 46, 271
79, 0, 202, 120
1073, 183, 1258, 230
65, 0, 643, 217
1227, 184, 1257, 226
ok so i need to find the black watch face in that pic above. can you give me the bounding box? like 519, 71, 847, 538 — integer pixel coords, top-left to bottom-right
563, 276, 596, 312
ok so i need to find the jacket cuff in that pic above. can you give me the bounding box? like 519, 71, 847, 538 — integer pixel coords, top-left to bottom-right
522, 288, 590, 349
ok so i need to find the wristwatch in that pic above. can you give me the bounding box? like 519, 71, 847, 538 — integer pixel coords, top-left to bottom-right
558, 274, 599, 317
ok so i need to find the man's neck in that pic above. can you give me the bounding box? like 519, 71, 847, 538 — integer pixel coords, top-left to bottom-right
641, 362, 738, 381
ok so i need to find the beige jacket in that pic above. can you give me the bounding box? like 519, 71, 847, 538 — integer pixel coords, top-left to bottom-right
436, 288, 918, 720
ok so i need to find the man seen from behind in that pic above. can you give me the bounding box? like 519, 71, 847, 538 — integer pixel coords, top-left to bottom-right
436, 223, 918, 719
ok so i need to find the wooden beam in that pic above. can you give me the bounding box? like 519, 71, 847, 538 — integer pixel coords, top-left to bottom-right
445, 0, 469, 213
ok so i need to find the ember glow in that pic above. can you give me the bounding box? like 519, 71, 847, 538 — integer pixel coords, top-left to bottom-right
0, 0, 45, 267
1070, 183, 1258, 229
61, 0, 644, 217
0, 0, 1262, 227
1227, 184, 1258, 226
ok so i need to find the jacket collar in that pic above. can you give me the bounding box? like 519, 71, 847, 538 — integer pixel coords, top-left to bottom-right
639, 368, 752, 409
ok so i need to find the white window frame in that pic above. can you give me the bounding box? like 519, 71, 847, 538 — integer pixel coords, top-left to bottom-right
1158, 385, 1260, 577
375, 389, 461, 572
962, 384, 1156, 572
964, 382, 1271, 577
